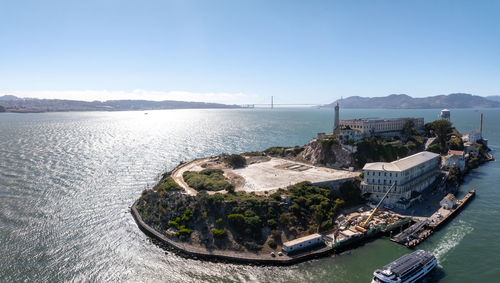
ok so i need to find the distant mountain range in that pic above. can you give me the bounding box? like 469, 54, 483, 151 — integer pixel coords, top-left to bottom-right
2, 93, 500, 113
0, 95, 240, 113
486, 95, 500, 102
323, 93, 500, 109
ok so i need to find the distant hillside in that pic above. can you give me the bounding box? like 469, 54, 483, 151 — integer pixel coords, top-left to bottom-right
486, 95, 500, 102
0, 95, 240, 113
0, 95, 21, 101
323, 93, 500, 109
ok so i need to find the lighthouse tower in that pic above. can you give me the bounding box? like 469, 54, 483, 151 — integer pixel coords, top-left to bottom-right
333, 102, 340, 133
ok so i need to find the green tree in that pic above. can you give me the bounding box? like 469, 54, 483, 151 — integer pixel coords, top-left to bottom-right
211, 228, 226, 238
402, 120, 415, 137
427, 143, 443, 154
339, 180, 363, 206
427, 120, 452, 150
447, 166, 463, 187
279, 214, 290, 226
267, 219, 277, 228
224, 154, 247, 168
448, 137, 464, 150
228, 214, 245, 228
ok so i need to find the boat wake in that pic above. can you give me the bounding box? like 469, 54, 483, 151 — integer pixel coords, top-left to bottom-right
432, 220, 473, 264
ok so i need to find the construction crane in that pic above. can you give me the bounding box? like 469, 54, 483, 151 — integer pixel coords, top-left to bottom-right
362, 183, 396, 227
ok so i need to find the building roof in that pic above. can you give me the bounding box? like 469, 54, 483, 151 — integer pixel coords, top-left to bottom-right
341, 117, 423, 123
443, 194, 457, 202
340, 230, 358, 237
283, 233, 322, 247
448, 150, 464, 156
363, 151, 439, 172
378, 250, 435, 278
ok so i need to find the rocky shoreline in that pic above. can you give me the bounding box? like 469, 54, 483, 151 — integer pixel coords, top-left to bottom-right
130, 199, 338, 265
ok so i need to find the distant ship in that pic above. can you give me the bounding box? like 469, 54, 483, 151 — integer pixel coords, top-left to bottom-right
372, 250, 437, 283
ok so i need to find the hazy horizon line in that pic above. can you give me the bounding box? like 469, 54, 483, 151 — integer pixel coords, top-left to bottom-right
1, 90, 499, 105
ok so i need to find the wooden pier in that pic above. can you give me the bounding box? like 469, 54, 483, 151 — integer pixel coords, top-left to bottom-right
390, 189, 475, 248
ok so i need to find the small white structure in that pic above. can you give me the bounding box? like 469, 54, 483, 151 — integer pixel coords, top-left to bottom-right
466, 130, 482, 143
337, 128, 365, 143
440, 109, 451, 121
440, 194, 457, 210
282, 233, 323, 254
464, 113, 487, 146
442, 150, 466, 172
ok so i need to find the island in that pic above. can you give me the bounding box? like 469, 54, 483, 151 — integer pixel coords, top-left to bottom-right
131, 106, 493, 265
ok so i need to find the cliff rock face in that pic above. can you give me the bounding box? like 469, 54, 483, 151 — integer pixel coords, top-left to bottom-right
298, 138, 354, 168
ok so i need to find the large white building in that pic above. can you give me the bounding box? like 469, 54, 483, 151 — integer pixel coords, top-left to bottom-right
361, 151, 440, 209
282, 233, 323, 254
338, 117, 424, 136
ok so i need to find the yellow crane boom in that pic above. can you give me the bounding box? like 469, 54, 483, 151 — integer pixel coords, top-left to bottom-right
362, 183, 396, 227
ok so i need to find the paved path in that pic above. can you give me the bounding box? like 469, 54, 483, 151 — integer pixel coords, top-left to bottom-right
425, 137, 436, 149
171, 158, 211, 196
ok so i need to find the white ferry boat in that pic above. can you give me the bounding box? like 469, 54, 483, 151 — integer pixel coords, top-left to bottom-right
372, 250, 437, 283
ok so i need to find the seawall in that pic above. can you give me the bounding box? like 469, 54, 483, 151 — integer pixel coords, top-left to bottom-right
131, 200, 338, 266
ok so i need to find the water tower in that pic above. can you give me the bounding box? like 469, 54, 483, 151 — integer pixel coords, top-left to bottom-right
440, 109, 450, 121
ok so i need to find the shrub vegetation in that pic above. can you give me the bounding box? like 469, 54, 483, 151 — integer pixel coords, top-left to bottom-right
138, 175, 364, 250
183, 169, 234, 191
211, 228, 226, 238
224, 154, 247, 168
354, 137, 409, 167
155, 177, 182, 193
264, 147, 285, 157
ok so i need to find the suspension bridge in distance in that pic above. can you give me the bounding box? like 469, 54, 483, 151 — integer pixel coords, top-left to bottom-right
239, 103, 324, 108
238, 96, 328, 108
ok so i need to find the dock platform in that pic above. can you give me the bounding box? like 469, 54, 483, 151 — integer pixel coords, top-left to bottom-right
390, 189, 475, 248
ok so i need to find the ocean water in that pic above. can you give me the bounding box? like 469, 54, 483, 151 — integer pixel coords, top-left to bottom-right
0, 108, 499, 282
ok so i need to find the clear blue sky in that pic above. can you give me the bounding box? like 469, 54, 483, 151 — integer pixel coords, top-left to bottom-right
1, 0, 499, 103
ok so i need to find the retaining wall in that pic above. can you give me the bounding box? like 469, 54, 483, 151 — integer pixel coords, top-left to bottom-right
131, 200, 337, 266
